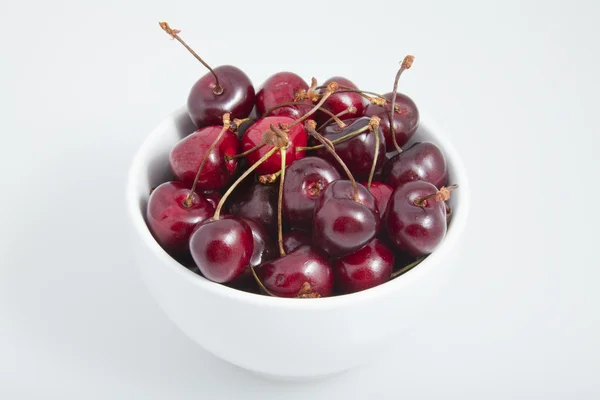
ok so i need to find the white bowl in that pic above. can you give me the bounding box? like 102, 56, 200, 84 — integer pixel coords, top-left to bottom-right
126, 106, 470, 380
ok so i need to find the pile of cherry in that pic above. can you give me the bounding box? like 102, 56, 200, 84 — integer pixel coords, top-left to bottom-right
146, 22, 457, 298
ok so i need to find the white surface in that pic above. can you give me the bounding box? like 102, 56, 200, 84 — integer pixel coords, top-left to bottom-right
126, 108, 469, 378
0, 0, 598, 398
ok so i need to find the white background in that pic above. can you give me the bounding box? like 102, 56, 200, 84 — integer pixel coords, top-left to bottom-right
1, 0, 599, 398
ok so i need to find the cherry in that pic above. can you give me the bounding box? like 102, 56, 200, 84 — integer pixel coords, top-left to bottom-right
255, 245, 333, 298
282, 231, 312, 253
146, 181, 214, 256
315, 117, 385, 181
202, 190, 222, 209
312, 180, 380, 257
383, 141, 448, 189
256, 72, 311, 119
226, 181, 279, 233
241, 116, 308, 175
282, 156, 340, 231
169, 125, 239, 190
316, 77, 366, 124
384, 181, 448, 257
159, 22, 255, 128
189, 216, 254, 283
361, 181, 394, 216
334, 238, 394, 294
364, 92, 419, 149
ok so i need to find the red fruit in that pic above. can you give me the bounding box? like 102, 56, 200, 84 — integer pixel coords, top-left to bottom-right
364, 92, 419, 149
256, 72, 311, 119
361, 181, 394, 216
316, 76, 366, 124
383, 141, 448, 189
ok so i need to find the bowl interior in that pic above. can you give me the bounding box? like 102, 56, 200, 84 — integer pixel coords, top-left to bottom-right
126, 107, 470, 306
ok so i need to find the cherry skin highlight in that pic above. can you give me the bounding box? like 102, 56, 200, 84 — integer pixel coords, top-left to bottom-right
282, 156, 341, 231
256, 72, 311, 118
241, 116, 308, 175
146, 181, 214, 257
188, 65, 256, 128
256, 245, 333, 298
169, 126, 239, 191
189, 216, 254, 283
334, 238, 394, 294
384, 181, 448, 257
383, 141, 448, 189
364, 92, 419, 149
282, 231, 312, 253
316, 76, 366, 124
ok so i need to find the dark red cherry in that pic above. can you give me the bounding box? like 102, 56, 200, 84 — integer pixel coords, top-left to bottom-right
202, 190, 222, 209
146, 181, 214, 256
384, 181, 447, 257
383, 141, 448, 189
314, 180, 379, 216
313, 180, 380, 257
316, 117, 386, 181
226, 181, 278, 233
169, 126, 240, 190
361, 181, 394, 216
227, 218, 275, 292
241, 116, 308, 175
189, 216, 254, 283
188, 65, 256, 128
282, 156, 340, 231
256, 72, 311, 119
316, 77, 366, 124
282, 231, 312, 253
256, 245, 333, 298
334, 238, 394, 294
364, 92, 419, 149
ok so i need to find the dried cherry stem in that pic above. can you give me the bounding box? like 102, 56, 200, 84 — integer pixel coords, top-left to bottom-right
213, 147, 279, 219
225, 142, 265, 161
258, 170, 281, 184
287, 82, 339, 129
230, 117, 255, 134
305, 120, 359, 202
413, 184, 458, 208
262, 102, 345, 128
159, 21, 223, 95
389, 55, 415, 153
391, 258, 424, 278
249, 265, 277, 297
367, 119, 381, 189
317, 106, 357, 131
183, 113, 231, 207
277, 147, 287, 257
297, 116, 378, 152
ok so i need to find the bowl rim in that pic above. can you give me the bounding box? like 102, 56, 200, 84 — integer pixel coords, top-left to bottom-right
126, 106, 470, 310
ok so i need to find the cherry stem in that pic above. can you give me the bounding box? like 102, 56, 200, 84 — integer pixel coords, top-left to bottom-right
258, 169, 281, 184
213, 147, 279, 219
389, 55, 415, 153
184, 114, 231, 207
296, 124, 371, 152
277, 147, 287, 257
413, 184, 459, 207
391, 258, 423, 278
262, 102, 345, 128
159, 21, 223, 96
305, 120, 359, 202
225, 142, 265, 161
367, 123, 380, 189
249, 265, 277, 297
287, 82, 338, 129
317, 106, 356, 131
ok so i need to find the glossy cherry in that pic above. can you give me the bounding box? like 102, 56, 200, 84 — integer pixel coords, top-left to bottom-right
256, 72, 311, 119
315, 117, 386, 181
334, 238, 394, 294
383, 141, 448, 189
384, 181, 447, 256
241, 116, 308, 175
226, 181, 279, 233
146, 181, 214, 256
282, 156, 340, 231
282, 231, 312, 253
313, 180, 380, 257
316, 77, 366, 124
202, 190, 222, 209
364, 92, 419, 149
256, 245, 333, 298
361, 181, 394, 216
170, 126, 240, 190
